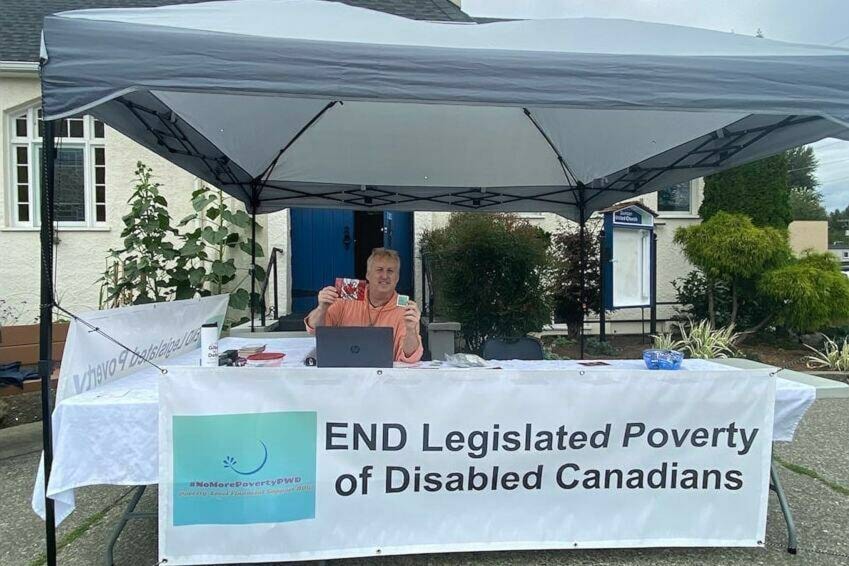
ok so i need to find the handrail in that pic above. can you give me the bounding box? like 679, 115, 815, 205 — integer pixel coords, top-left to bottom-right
420, 250, 435, 324
259, 247, 285, 327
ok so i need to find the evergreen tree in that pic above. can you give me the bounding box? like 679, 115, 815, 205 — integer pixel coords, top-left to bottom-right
786, 146, 827, 220
700, 154, 792, 228
829, 205, 849, 246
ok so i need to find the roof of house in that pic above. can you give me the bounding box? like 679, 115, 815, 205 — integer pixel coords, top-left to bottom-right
1, 0, 471, 63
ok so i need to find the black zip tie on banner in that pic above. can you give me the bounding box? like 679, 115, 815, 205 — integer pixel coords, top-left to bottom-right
52, 303, 169, 375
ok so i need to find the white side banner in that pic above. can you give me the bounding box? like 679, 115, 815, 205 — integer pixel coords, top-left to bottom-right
56, 295, 227, 402
159, 366, 775, 565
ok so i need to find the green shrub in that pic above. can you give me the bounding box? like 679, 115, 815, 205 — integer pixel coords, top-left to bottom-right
549, 223, 602, 338
421, 213, 552, 353
651, 332, 681, 351
585, 337, 617, 356
759, 253, 849, 334
673, 269, 771, 330
675, 319, 740, 359
674, 212, 790, 328
700, 153, 792, 229
804, 337, 849, 372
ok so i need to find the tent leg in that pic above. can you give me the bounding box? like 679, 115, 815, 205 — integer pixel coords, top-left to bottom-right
250, 201, 257, 333
649, 232, 658, 336
771, 458, 798, 554
578, 201, 587, 360
598, 229, 606, 342
39, 119, 58, 566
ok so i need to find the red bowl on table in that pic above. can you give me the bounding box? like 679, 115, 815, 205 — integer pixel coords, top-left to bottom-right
245, 352, 286, 367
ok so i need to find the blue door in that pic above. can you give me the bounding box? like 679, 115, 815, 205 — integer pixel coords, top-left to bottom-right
383, 211, 413, 296
290, 208, 354, 312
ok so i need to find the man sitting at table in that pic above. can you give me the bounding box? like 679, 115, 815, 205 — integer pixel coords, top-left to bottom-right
305, 248, 423, 362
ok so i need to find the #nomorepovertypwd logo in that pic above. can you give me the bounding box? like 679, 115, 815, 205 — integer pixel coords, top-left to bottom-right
172, 411, 317, 526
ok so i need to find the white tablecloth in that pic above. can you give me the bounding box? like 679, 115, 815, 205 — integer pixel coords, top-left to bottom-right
33, 337, 815, 524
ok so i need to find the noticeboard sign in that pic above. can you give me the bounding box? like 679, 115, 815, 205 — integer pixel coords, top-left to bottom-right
603, 205, 654, 310
612, 207, 653, 228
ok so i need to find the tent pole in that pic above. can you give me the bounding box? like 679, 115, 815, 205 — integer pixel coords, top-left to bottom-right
578, 184, 587, 360
250, 190, 257, 333
39, 119, 58, 566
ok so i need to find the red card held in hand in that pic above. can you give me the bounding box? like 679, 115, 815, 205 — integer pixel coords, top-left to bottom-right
335, 278, 367, 301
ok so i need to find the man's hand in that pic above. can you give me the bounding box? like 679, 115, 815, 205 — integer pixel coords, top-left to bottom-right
401, 301, 422, 358
403, 301, 421, 333
317, 286, 339, 309
306, 286, 339, 331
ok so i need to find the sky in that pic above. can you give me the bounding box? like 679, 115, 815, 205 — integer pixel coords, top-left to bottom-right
462, 0, 849, 212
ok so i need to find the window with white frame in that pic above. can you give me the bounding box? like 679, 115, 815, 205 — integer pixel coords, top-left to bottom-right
8, 106, 106, 227
657, 180, 695, 215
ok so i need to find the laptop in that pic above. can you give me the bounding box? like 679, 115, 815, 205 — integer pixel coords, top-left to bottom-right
314, 326, 394, 368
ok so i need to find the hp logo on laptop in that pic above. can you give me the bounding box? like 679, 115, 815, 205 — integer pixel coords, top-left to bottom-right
350, 345, 361, 354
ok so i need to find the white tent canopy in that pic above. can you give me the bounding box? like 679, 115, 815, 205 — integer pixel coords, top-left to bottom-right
40, 0, 849, 218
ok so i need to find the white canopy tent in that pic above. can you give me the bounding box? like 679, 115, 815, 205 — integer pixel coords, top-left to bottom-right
35, 2, 849, 563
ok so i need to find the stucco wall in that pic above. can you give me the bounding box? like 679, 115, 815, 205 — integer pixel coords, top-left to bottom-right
411, 180, 703, 335
0, 74, 268, 324
788, 220, 828, 256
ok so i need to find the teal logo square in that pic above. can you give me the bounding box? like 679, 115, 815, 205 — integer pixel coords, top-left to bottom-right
172, 411, 316, 526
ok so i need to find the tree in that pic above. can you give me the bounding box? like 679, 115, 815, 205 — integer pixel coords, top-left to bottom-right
674, 212, 789, 327
829, 205, 849, 246
700, 154, 792, 228
789, 191, 827, 221
549, 222, 602, 338
786, 146, 827, 220
420, 214, 552, 353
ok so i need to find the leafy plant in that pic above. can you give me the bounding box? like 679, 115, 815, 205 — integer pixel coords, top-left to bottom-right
549, 222, 603, 338
759, 253, 849, 334
674, 318, 740, 359
172, 185, 265, 311
99, 163, 265, 317
804, 337, 849, 372
700, 153, 792, 229
99, 162, 180, 306
421, 213, 552, 354
674, 212, 790, 328
651, 332, 682, 351
585, 337, 617, 356
673, 269, 771, 331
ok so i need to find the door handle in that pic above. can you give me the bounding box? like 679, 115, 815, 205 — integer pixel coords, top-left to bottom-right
343, 226, 351, 250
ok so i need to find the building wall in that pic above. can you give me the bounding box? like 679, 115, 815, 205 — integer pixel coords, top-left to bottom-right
0, 73, 269, 324
788, 220, 828, 256
411, 180, 704, 334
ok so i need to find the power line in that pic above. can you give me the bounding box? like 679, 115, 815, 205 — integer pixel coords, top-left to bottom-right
788, 157, 849, 174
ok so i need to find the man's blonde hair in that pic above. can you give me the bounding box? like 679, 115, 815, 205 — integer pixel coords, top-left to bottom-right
367, 247, 401, 270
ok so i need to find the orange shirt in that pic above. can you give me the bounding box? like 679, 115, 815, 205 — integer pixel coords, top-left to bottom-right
304, 290, 423, 363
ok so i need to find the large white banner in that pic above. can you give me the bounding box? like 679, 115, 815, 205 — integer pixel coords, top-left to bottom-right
56, 295, 227, 402
159, 366, 775, 565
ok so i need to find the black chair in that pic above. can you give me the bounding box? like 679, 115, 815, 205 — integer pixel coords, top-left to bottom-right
481, 336, 544, 361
